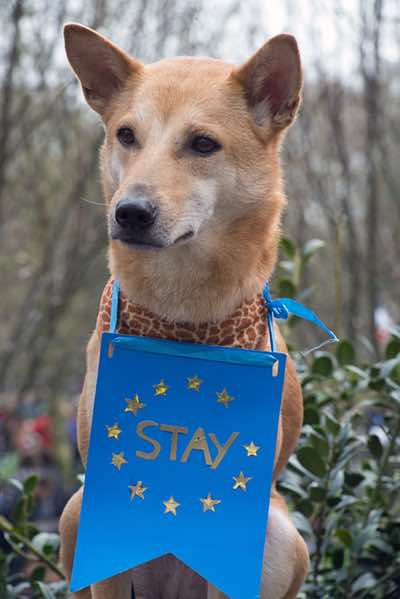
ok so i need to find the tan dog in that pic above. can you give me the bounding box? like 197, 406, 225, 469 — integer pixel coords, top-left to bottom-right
60, 23, 309, 599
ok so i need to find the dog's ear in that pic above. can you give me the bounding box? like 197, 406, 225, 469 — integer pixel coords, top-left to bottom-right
233, 34, 302, 134
64, 23, 142, 115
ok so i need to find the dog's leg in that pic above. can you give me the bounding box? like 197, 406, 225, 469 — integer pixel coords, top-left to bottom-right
207, 583, 228, 598
261, 493, 309, 599
59, 487, 92, 599
91, 572, 133, 599
132, 553, 208, 598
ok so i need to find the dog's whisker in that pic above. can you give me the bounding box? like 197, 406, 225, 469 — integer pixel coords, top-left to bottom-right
81, 197, 107, 206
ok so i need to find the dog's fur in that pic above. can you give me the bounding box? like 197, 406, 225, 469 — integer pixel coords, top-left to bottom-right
60, 24, 309, 599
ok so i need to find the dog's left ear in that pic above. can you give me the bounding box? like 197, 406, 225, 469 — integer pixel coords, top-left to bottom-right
233, 34, 302, 134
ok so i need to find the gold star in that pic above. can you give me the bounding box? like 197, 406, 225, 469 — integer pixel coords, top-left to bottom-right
128, 481, 147, 501
124, 394, 145, 416
233, 471, 252, 491
187, 375, 203, 391
216, 388, 235, 408
153, 379, 169, 396
106, 423, 122, 439
163, 496, 180, 516
111, 452, 128, 470
200, 493, 221, 512
244, 441, 260, 457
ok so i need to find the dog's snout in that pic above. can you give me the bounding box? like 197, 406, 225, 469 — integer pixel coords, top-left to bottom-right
115, 197, 157, 229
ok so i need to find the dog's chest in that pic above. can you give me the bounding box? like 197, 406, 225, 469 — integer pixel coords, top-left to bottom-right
97, 279, 268, 351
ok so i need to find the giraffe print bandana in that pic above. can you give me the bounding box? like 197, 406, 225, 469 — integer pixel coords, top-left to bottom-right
97, 279, 269, 351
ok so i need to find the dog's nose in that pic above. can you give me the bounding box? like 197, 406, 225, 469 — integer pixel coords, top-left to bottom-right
115, 197, 157, 229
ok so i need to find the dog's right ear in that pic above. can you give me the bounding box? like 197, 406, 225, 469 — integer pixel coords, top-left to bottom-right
64, 24, 142, 115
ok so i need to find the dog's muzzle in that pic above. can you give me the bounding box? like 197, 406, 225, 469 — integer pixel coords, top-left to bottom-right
111, 196, 164, 248
110, 193, 195, 249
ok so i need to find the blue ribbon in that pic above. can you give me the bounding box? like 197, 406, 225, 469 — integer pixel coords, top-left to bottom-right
109, 280, 120, 334
109, 279, 337, 356
111, 334, 278, 367
263, 283, 338, 354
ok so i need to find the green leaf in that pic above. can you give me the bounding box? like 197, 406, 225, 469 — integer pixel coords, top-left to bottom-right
297, 446, 327, 478
368, 538, 394, 554
291, 511, 314, 538
312, 355, 334, 377
380, 356, 400, 378
351, 572, 376, 592
336, 340, 356, 366
344, 472, 364, 488
303, 406, 320, 425
278, 481, 308, 499
345, 365, 367, 379
369, 366, 381, 378
23, 475, 38, 495
309, 483, 326, 501
279, 260, 294, 274
386, 337, 400, 360
332, 548, 344, 569
7, 477, 23, 492
280, 237, 296, 258
325, 414, 340, 437
32, 532, 60, 555
331, 470, 344, 495
30, 565, 46, 582
309, 433, 329, 459
302, 239, 325, 260
0, 453, 19, 479
336, 528, 353, 547
327, 496, 341, 508
368, 377, 385, 391
390, 363, 400, 385
12, 496, 28, 527
35, 581, 57, 599
297, 498, 314, 517
368, 433, 383, 460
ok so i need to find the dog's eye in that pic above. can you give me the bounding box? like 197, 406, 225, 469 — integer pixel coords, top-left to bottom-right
117, 127, 136, 146
190, 135, 221, 155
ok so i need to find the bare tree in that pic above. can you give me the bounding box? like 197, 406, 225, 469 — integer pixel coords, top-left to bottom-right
360, 0, 384, 353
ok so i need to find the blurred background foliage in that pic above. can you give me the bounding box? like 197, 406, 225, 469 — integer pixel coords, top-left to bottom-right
0, 0, 399, 597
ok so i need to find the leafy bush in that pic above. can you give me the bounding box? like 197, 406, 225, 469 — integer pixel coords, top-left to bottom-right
277, 238, 400, 598
0, 238, 399, 597
284, 339, 400, 598
0, 476, 67, 598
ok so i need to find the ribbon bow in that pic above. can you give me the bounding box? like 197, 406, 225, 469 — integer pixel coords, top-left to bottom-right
263, 283, 338, 354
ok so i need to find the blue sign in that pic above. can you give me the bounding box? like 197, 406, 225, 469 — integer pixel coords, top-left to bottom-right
71, 331, 286, 598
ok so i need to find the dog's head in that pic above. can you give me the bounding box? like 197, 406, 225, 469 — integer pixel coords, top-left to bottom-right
64, 24, 302, 257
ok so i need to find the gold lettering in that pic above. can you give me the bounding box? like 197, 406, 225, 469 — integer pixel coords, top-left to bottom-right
136, 420, 161, 460
181, 427, 212, 466
159, 424, 188, 460
209, 432, 239, 469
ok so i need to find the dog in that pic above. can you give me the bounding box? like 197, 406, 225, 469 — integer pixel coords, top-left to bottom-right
59, 23, 309, 599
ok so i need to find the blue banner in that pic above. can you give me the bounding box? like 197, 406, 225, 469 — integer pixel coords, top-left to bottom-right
71, 332, 286, 598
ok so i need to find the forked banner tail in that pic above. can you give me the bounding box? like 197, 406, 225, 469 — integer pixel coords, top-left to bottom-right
71, 333, 286, 598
